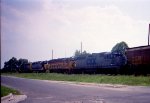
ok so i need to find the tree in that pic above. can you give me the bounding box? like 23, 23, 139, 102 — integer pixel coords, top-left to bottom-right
82, 50, 87, 55
17, 59, 28, 72
3, 57, 18, 72
111, 41, 129, 55
74, 50, 81, 57
3, 61, 9, 72
74, 50, 89, 57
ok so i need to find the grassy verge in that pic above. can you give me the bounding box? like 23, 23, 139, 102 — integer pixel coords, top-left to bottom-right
2, 73, 150, 86
1, 85, 21, 97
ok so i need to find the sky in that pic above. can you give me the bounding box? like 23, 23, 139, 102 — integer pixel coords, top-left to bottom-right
1, 0, 150, 68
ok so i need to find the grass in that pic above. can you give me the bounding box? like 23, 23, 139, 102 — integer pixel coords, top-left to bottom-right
2, 73, 150, 86
1, 85, 21, 97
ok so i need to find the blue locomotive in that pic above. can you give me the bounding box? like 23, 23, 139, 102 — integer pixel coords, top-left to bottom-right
21, 61, 47, 72
74, 52, 127, 73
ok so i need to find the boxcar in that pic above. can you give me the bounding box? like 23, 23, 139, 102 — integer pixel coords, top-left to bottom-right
126, 46, 150, 74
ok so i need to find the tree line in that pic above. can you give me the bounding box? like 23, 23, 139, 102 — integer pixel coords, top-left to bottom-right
2, 57, 29, 72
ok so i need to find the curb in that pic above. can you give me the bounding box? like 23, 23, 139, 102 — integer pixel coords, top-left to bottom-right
1, 93, 27, 103
1, 93, 13, 101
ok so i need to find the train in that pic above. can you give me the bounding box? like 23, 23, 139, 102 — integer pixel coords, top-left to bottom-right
16, 45, 150, 75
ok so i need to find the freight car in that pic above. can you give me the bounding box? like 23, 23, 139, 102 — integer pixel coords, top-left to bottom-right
126, 45, 150, 75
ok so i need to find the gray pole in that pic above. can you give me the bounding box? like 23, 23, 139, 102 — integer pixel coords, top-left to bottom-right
81, 42, 82, 54
52, 49, 53, 59
65, 50, 66, 58
148, 24, 150, 46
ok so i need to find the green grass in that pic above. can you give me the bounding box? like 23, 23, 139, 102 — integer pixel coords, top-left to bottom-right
1, 85, 21, 97
2, 73, 150, 86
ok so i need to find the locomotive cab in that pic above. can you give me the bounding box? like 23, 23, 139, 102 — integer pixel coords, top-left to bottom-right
111, 53, 127, 67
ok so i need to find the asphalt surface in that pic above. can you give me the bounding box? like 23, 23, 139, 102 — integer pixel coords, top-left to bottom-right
1, 76, 150, 103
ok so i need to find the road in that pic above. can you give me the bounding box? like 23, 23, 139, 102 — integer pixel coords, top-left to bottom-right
1, 76, 150, 103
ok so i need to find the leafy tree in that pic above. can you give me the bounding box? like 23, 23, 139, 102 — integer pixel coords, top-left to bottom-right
82, 50, 87, 54
74, 50, 81, 57
17, 59, 28, 72
74, 50, 90, 57
3, 57, 18, 72
111, 41, 129, 55
3, 61, 9, 72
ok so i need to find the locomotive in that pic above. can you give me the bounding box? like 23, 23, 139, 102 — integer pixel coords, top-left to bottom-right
21, 61, 45, 72
74, 52, 126, 73
44, 58, 75, 73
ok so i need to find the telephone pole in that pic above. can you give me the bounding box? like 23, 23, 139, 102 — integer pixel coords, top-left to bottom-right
148, 24, 150, 46
52, 49, 53, 59
65, 50, 66, 58
81, 42, 82, 54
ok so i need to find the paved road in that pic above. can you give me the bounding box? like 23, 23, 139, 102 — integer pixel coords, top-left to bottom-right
1, 76, 150, 103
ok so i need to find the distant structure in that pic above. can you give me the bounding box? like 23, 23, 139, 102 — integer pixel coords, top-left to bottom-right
148, 24, 150, 46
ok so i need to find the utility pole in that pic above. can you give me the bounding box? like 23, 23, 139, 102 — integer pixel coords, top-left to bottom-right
148, 24, 150, 46
65, 50, 66, 58
81, 42, 82, 54
52, 49, 53, 59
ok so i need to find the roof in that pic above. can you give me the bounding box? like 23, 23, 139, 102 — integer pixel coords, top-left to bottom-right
48, 58, 74, 63
126, 45, 150, 52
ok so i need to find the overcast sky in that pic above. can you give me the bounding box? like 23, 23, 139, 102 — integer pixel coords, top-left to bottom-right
1, 0, 150, 68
